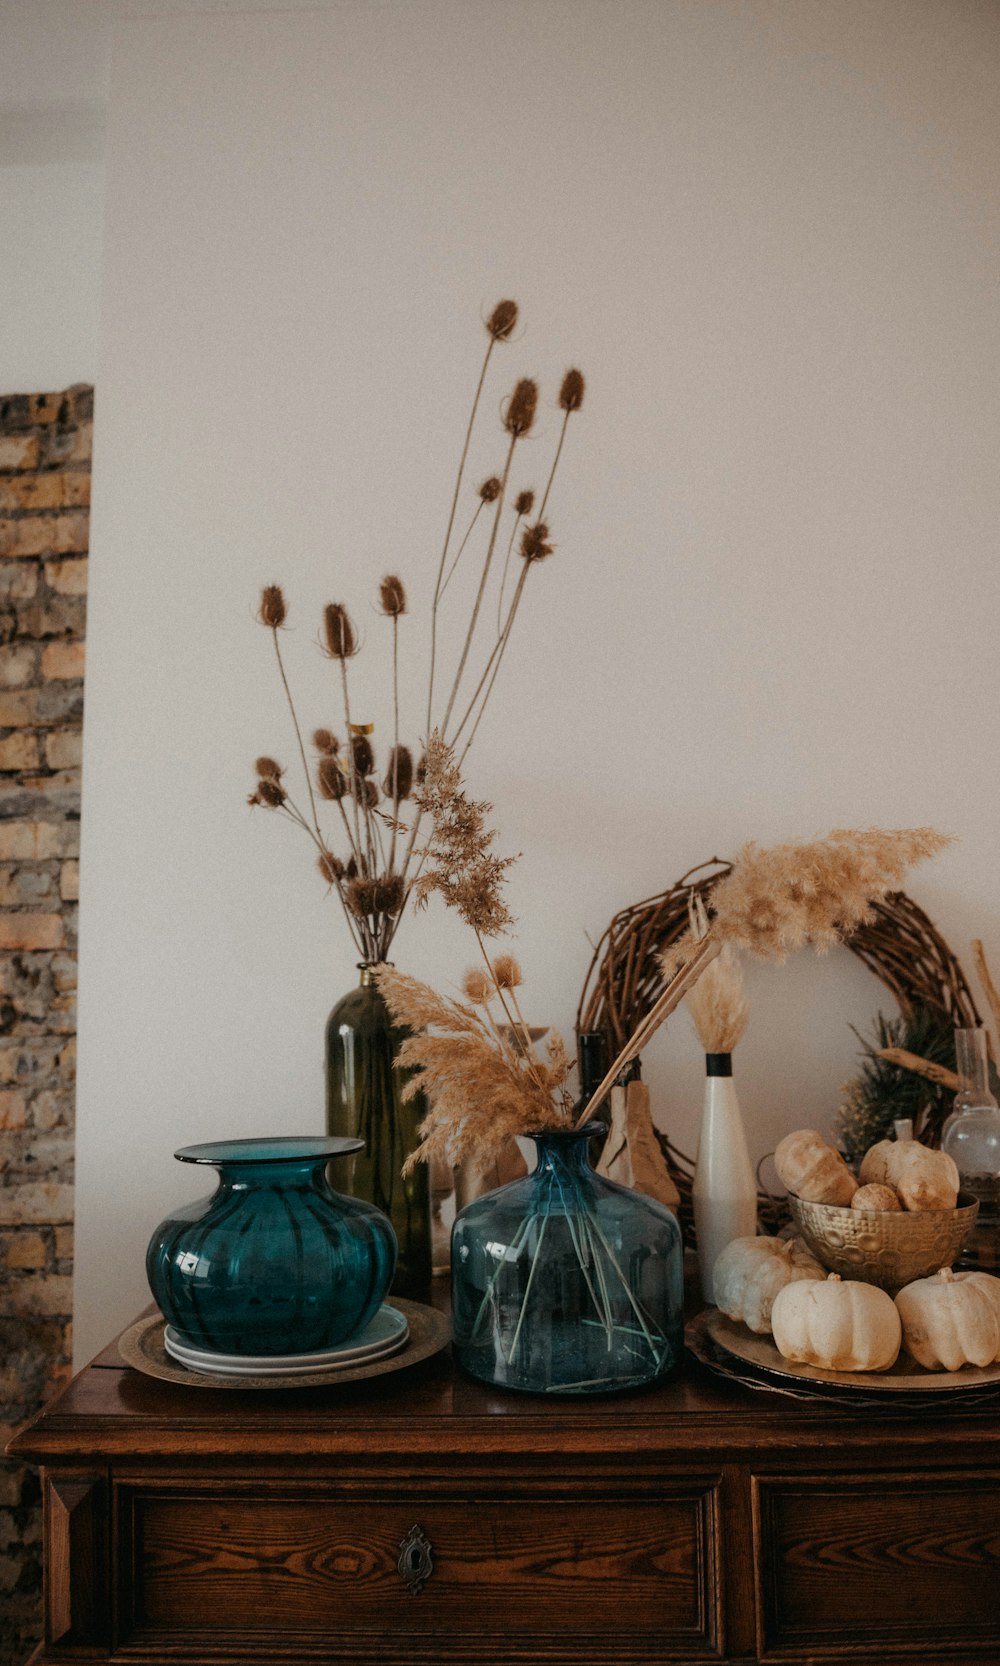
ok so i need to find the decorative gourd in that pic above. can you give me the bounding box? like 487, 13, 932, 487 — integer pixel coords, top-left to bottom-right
774, 1130, 857, 1206
891, 1143, 959, 1212
895, 1268, 1000, 1370
851, 1183, 902, 1212
713, 1234, 825, 1335
859, 1139, 896, 1187
771, 1273, 902, 1371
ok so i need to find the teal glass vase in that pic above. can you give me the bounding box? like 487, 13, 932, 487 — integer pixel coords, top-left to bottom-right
325, 964, 431, 1298
146, 1136, 397, 1356
451, 1124, 684, 1395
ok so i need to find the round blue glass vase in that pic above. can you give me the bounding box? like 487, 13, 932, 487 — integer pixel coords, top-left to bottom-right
451, 1124, 684, 1395
146, 1136, 397, 1357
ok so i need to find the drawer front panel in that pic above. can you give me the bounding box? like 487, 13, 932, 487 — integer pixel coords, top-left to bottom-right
754, 1470, 1000, 1657
123, 1484, 719, 1652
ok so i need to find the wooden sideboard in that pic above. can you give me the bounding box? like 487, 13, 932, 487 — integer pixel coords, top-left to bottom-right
8, 1298, 1000, 1666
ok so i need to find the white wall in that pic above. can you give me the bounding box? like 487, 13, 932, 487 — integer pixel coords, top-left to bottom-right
0, 1, 110, 390
74, 0, 1000, 1364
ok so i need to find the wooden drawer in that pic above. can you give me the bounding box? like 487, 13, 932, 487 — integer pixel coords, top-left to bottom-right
753, 1469, 1000, 1659
115, 1477, 722, 1662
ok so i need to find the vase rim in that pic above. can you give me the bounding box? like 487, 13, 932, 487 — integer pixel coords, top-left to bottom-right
173, 1135, 364, 1167
526, 1121, 604, 1143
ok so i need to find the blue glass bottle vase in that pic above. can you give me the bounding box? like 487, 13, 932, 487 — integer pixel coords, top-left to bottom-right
146, 1136, 397, 1357
451, 1124, 684, 1395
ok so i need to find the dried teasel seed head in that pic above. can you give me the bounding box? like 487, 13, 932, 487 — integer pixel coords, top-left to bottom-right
383, 745, 414, 801
322, 602, 357, 659
318, 851, 345, 885
317, 756, 348, 800
520, 521, 554, 563
486, 299, 518, 341
462, 967, 494, 1004
559, 368, 585, 412
514, 489, 535, 517
255, 756, 283, 780
379, 574, 407, 617
504, 378, 538, 438
478, 476, 502, 503
492, 953, 523, 990
312, 728, 339, 754
355, 777, 379, 810
351, 733, 375, 776
256, 777, 287, 808
415, 752, 428, 786
374, 875, 406, 915
246, 790, 262, 807
345, 855, 359, 881
346, 878, 379, 919
258, 585, 287, 627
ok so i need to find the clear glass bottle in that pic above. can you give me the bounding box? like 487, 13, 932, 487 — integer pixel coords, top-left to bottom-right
942, 1027, 1000, 1256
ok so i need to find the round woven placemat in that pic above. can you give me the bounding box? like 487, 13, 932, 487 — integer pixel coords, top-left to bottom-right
118, 1298, 451, 1391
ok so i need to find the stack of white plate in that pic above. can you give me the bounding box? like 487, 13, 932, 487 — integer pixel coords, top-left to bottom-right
163, 1303, 409, 1378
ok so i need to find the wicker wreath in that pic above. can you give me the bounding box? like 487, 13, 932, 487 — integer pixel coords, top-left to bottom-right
576, 859, 980, 1238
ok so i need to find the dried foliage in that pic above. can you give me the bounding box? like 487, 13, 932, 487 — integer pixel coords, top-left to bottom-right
836, 1007, 957, 1163
684, 896, 748, 1054
410, 732, 516, 937
249, 300, 585, 961
377, 965, 572, 1171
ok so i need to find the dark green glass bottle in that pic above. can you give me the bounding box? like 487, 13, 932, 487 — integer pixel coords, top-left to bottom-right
324, 964, 431, 1298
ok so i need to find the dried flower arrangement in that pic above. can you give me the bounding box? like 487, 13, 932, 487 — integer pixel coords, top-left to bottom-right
247, 301, 585, 965
684, 894, 749, 1055
378, 739, 952, 1173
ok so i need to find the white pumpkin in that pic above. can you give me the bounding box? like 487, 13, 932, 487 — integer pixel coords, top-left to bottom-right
859, 1139, 896, 1187
851, 1183, 902, 1212
713, 1234, 825, 1335
891, 1143, 959, 1211
895, 1268, 1000, 1370
774, 1130, 858, 1206
771, 1273, 902, 1371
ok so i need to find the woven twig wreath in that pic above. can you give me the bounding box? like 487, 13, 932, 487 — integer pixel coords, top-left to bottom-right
576, 860, 980, 1238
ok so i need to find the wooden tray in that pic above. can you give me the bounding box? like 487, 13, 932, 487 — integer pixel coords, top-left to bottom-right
118, 1299, 451, 1390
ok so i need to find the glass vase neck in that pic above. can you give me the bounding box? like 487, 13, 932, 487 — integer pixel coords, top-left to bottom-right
954, 1027, 998, 1110
357, 962, 391, 987
528, 1123, 602, 1177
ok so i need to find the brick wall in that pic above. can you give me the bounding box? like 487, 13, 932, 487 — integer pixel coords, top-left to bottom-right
0, 387, 90, 1666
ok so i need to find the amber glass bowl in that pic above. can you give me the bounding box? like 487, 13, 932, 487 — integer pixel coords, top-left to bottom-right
787, 1191, 979, 1292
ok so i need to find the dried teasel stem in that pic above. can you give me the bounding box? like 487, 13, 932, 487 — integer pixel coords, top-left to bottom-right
427, 303, 517, 737
440, 427, 520, 736
575, 936, 722, 1126
266, 617, 323, 844
496, 490, 533, 633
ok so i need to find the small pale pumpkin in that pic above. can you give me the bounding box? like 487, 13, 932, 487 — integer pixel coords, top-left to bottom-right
774, 1129, 857, 1206
771, 1273, 901, 1371
895, 1268, 1000, 1371
851, 1183, 902, 1213
859, 1138, 959, 1210
713, 1234, 825, 1335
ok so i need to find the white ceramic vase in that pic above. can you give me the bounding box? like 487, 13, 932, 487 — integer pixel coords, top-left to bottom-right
692, 1054, 758, 1302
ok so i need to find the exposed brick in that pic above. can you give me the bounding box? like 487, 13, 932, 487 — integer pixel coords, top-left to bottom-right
0, 734, 40, 772
0, 1182, 72, 1224
4, 1276, 73, 1318
0, 916, 64, 952
59, 860, 79, 901
0, 564, 37, 602
0, 823, 70, 860
30, 1091, 72, 1133
0, 517, 55, 558
0, 869, 54, 907
44, 731, 81, 772
51, 953, 77, 990
0, 435, 39, 470
0, 475, 64, 511
53, 1225, 72, 1261
18, 596, 86, 641
53, 515, 89, 555
34, 680, 83, 726
47, 422, 91, 465
0, 1092, 26, 1131
27, 394, 66, 426
0, 644, 37, 688
40, 641, 84, 681
43, 558, 87, 596
0, 689, 36, 725
2, 1231, 46, 1269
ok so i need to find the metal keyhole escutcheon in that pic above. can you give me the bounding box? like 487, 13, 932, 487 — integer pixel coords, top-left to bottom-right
397, 1524, 433, 1595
